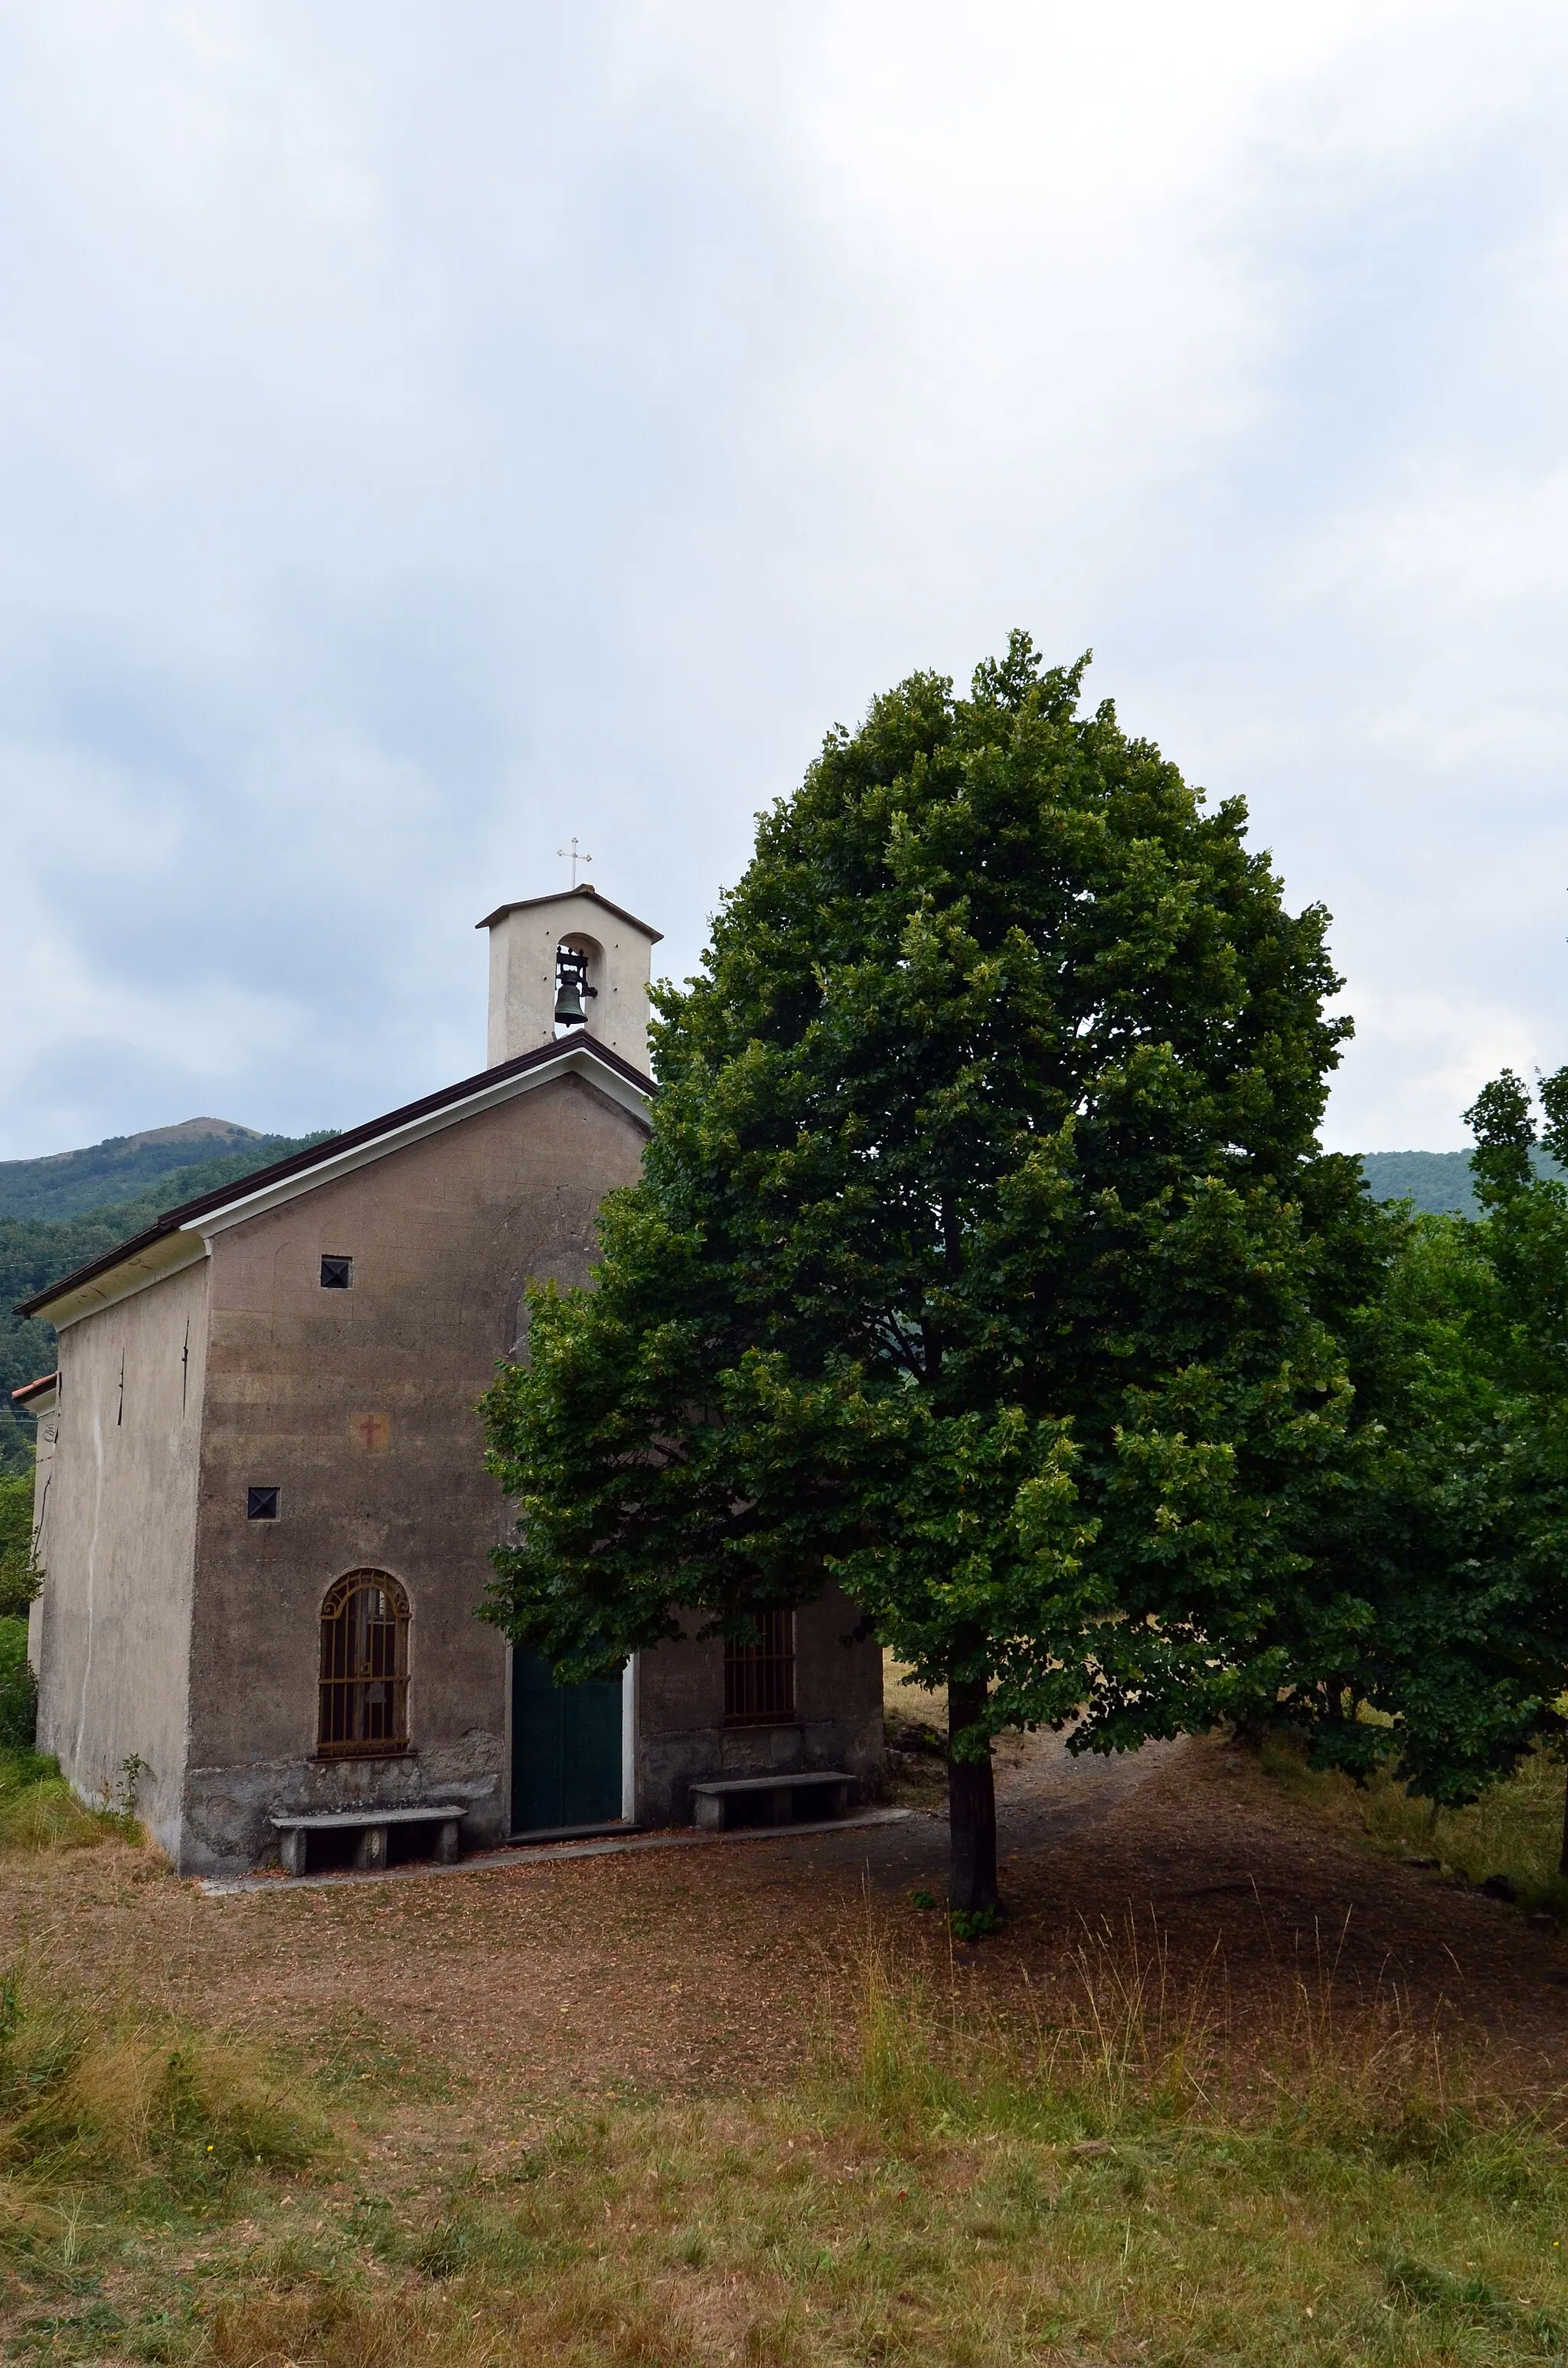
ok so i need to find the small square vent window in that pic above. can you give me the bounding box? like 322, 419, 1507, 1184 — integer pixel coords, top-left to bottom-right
320, 1255, 354, 1290
247, 1486, 280, 1521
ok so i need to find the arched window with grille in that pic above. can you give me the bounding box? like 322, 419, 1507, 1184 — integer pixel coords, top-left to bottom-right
318, 1572, 410, 1756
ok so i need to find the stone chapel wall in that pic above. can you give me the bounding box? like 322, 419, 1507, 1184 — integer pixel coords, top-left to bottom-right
633, 1584, 885, 1827
178, 1071, 650, 1876
31, 1258, 209, 1861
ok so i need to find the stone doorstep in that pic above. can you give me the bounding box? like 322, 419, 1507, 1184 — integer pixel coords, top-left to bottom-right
508, 1818, 637, 1846
194, 1804, 913, 1896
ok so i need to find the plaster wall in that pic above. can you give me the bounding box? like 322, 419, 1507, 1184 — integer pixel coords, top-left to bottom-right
31, 1261, 210, 1859
181, 1072, 649, 1877
484, 890, 656, 1072
634, 1584, 884, 1827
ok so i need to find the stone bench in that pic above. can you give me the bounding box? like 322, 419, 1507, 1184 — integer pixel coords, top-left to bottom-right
270, 1803, 466, 1876
689, 1771, 854, 1832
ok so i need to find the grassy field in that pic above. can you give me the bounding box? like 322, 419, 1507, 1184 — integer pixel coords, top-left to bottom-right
0, 1912, 1566, 2364
0, 1739, 1560, 2365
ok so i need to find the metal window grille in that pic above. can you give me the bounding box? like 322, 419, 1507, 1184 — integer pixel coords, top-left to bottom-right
724, 1610, 795, 1725
318, 1571, 410, 1756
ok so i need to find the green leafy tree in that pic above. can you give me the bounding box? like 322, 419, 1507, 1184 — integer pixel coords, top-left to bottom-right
0, 1467, 40, 1621
482, 635, 1387, 1912
1436, 1064, 1568, 1861
1182, 1142, 1568, 1823
1269, 1205, 1553, 1804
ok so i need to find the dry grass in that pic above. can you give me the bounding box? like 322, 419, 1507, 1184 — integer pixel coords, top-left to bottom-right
0, 1964, 329, 2291
5, 1912, 1567, 2366
881, 1653, 945, 1733
1261, 1735, 1568, 1919
4, 1732, 1568, 2362
880, 1657, 949, 1810
0, 1749, 138, 1854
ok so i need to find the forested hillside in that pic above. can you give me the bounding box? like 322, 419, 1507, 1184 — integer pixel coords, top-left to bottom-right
1360, 1147, 1565, 1215
0, 1117, 303, 1222
0, 1130, 335, 1473
1359, 1150, 1479, 1214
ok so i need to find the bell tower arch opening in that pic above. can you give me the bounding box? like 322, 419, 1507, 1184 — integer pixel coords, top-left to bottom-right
552, 933, 604, 1035
477, 888, 662, 1074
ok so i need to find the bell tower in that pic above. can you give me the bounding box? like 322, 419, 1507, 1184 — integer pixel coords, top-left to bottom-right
476, 888, 662, 1076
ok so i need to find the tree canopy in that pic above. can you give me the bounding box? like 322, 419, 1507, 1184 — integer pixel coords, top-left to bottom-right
1424, 1062, 1568, 1839
485, 634, 1424, 1908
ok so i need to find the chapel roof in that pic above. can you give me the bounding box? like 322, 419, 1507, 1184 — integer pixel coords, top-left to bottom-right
16, 1030, 655, 1327
475, 885, 663, 939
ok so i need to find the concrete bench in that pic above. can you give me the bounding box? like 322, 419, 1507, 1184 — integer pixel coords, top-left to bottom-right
270, 1803, 466, 1876
689, 1771, 854, 1832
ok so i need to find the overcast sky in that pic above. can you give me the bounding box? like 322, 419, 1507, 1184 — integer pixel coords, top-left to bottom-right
2, 1, 1566, 1160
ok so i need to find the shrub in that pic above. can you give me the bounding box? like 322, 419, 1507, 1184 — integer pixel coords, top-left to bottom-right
0, 1620, 36, 1753
0, 1473, 38, 1620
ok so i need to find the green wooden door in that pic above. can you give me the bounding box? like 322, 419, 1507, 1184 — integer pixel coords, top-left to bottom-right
510, 1650, 623, 1834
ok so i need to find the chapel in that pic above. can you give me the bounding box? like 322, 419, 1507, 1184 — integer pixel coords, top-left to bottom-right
14, 891, 884, 1879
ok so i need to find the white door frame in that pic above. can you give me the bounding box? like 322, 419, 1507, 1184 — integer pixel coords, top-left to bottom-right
620, 1655, 638, 1823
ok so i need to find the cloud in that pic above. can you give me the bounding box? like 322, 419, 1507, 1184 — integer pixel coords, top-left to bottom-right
0, 0, 1564, 1155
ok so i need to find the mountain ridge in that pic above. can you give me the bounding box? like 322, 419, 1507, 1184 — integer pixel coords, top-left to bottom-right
1359, 1146, 1565, 1218
0, 1117, 309, 1222
0, 1127, 338, 1471
28, 1117, 263, 1166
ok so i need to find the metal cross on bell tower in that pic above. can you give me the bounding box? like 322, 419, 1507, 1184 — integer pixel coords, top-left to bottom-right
557, 838, 593, 888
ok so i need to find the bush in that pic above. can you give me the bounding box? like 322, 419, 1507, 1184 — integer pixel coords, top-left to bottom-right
0, 1621, 36, 1754
0, 1473, 38, 1620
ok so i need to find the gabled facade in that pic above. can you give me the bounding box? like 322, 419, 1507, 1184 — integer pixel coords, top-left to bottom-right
16, 892, 883, 1878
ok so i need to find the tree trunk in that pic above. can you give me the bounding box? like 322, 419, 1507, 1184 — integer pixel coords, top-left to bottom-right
947, 1676, 1001, 1916
1559, 1761, 1568, 1879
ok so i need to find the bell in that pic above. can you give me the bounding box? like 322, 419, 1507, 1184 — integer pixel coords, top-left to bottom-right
554, 973, 587, 1027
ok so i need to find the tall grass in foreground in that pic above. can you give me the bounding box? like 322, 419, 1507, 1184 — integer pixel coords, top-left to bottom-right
11, 1923, 1568, 2367
0, 1964, 328, 2356
848, 1908, 1455, 2145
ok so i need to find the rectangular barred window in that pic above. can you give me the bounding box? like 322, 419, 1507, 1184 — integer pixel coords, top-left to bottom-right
724, 1610, 795, 1726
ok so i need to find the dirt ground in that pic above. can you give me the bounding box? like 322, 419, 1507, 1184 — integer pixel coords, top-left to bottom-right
6, 1703, 1568, 2137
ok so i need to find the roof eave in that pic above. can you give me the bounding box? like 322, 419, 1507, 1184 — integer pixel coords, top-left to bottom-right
475, 886, 664, 942
16, 1034, 655, 1326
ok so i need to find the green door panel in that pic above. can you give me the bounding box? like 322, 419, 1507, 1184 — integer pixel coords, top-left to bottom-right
511, 1650, 623, 1833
